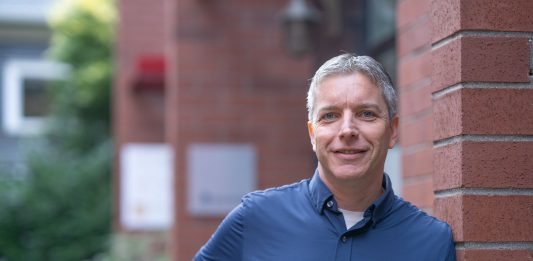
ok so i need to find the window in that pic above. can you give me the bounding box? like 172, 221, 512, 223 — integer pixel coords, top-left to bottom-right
2, 59, 70, 136
0, 0, 54, 24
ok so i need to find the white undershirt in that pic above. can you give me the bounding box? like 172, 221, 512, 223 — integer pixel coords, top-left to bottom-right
339, 208, 365, 229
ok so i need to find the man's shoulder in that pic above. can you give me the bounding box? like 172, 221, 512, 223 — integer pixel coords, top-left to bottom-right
372, 196, 455, 260
243, 178, 309, 205
389, 196, 453, 237
244, 179, 309, 201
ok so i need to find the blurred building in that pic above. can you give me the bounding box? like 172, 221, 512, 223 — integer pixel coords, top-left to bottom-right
114, 0, 533, 260
0, 0, 67, 175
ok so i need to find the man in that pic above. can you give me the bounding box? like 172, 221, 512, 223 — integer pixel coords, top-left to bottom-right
194, 54, 456, 260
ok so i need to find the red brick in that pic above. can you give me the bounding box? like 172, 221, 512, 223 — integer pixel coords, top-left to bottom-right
397, 51, 431, 89
433, 89, 462, 140
399, 112, 433, 147
432, 0, 533, 42
397, 17, 431, 57
402, 145, 433, 178
461, 37, 530, 83
434, 88, 533, 140
397, 0, 430, 29
431, 37, 461, 91
399, 83, 432, 117
462, 88, 533, 135
462, 0, 533, 31
116, 0, 166, 71
435, 195, 533, 242
435, 141, 533, 190
461, 142, 533, 188
433, 36, 530, 91
434, 195, 462, 238
402, 177, 434, 209
457, 249, 533, 261
431, 0, 460, 42
433, 142, 462, 190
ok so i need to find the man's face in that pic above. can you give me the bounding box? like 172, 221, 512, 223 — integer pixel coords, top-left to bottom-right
307, 72, 398, 185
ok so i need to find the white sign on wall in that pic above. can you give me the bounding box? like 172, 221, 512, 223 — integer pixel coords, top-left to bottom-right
187, 143, 256, 217
120, 143, 173, 230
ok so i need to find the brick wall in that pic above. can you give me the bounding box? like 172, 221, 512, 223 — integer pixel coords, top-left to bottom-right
166, 0, 314, 259
117, 0, 533, 259
397, 0, 533, 260
115, 0, 167, 216
397, 0, 434, 211
113, 0, 168, 256
432, 0, 533, 259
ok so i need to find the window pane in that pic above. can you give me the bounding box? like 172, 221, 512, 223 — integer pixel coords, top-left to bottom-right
23, 78, 51, 117
366, 0, 396, 47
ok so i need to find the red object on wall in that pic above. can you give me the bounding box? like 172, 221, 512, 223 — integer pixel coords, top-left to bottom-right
132, 55, 165, 91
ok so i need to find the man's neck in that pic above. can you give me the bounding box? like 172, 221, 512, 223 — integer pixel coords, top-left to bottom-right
318, 169, 384, 212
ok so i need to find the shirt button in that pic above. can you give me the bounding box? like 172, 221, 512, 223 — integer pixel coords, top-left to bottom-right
326, 201, 334, 208
341, 236, 348, 243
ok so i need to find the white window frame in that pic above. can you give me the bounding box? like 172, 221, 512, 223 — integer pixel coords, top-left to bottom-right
2, 58, 70, 136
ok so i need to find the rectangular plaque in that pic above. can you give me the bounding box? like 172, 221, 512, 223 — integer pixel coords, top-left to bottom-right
187, 143, 256, 216
120, 143, 173, 230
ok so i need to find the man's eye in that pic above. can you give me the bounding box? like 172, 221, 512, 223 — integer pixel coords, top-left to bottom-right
322, 113, 337, 121
361, 111, 376, 119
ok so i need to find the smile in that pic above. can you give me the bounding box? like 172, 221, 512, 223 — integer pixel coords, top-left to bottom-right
336, 150, 359, 154
332, 149, 368, 160
334, 149, 367, 154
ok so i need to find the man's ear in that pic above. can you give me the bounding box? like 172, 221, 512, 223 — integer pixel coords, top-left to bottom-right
388, 116, 399, 149
307, 121, 316, 152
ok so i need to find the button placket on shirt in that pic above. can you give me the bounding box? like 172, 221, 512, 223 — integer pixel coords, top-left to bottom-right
341, 235, 348, 243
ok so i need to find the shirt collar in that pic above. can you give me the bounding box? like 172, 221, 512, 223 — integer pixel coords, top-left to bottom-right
308, 169, 334, 214
308, 169, 396, 223
368, 172, 395, 224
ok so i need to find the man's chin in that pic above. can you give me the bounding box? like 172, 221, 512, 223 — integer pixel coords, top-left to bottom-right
330, 167, 367, 181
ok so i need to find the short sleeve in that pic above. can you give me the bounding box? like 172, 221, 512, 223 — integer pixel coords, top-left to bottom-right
193, 202, 245, 261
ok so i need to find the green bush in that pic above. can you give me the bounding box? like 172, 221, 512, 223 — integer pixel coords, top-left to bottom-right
0, 0, 115, 260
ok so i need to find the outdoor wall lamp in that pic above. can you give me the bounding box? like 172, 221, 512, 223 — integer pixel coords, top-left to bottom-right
281, 0, 320, 57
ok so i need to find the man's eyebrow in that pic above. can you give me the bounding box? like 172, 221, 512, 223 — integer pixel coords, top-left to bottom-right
316, 103, 385, 115
316, 106, 340, 113
357, 103, 383, 111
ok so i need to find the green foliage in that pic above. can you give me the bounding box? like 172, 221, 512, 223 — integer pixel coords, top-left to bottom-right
47, 0, 115, 151
0, 0, 115, 260
0, 142, 112, 260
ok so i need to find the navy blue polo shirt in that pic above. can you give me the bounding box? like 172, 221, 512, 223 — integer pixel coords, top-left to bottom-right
194, 170, 456, 260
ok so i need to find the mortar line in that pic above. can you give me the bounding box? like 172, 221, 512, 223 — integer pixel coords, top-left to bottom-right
433, 135, 533, 148
435, 188, 533, 197
432, 30, 533, 50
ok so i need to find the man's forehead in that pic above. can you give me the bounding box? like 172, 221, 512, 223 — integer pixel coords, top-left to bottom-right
316, 73, 380, 95
318, 71, 376, 86
313, 73, 387, 112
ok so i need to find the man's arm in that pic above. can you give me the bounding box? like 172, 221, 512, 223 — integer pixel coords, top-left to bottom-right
193, 202, 245, 261
444, 227, 457, 261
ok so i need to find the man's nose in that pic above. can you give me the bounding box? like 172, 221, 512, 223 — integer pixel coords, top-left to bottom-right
339, 113, 358, 138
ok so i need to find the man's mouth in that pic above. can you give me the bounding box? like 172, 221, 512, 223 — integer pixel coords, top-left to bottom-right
336, 150, 358, 154
334, 149, 367, 154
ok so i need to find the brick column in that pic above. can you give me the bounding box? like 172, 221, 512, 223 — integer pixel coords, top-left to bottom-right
397, 0, 434, 211
431, 1, 533, 260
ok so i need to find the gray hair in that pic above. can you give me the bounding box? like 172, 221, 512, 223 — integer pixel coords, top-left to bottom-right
306, 54, 397, 122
